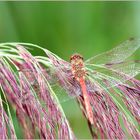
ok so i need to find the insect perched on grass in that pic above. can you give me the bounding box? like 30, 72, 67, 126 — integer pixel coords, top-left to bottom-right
70, 54, 94, 124
44, 38, 140, 132
15, 38, 140, 122
10, 38, 140, 139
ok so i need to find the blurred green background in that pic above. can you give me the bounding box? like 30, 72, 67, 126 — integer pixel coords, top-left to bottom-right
0, 1, 140, 138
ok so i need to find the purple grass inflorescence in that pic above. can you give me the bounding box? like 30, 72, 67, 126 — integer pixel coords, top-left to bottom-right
0, 45, 75, 139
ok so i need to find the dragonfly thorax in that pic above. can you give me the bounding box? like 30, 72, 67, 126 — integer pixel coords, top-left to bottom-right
70, 54, 86, 81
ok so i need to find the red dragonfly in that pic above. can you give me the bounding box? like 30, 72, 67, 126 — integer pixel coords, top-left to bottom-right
70, 53, 94, 124
13, 38, 140, 125
43, 38, 140, 124
47, 39, 140, 92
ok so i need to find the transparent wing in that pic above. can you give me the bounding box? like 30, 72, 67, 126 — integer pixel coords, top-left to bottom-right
37, 60, 140, 102
15, 60, 140, 103
54, 60, 140, 102
86, 60, 140, 93
14, 68, 82, 103
49, 66, 82, 103
85, 38, 140, 65
51, 82, 81, 103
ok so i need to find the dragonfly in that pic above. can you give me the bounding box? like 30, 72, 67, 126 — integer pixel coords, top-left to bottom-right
15, 38, 140, 125
47, 38, 140, 94
44, 38, 140, 124
70, 53, 94, 124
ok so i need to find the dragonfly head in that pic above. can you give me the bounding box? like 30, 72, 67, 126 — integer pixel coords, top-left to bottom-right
70, 53, 84, 64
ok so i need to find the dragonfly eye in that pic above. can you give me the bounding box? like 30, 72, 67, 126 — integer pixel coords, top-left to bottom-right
79, 56, 84, 60
70, 53, 84, 61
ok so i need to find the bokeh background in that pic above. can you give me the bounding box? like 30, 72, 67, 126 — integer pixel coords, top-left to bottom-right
0, 1, 140, 138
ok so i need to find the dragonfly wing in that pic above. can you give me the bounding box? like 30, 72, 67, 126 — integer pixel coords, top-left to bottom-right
86, 60, 140, 92
104, 60, 140, 76
38, 53, 82, 103
50, 66, 82, 103
52, 82, 81, 103
14, 68, 81, 104
85, 38, 140, 65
